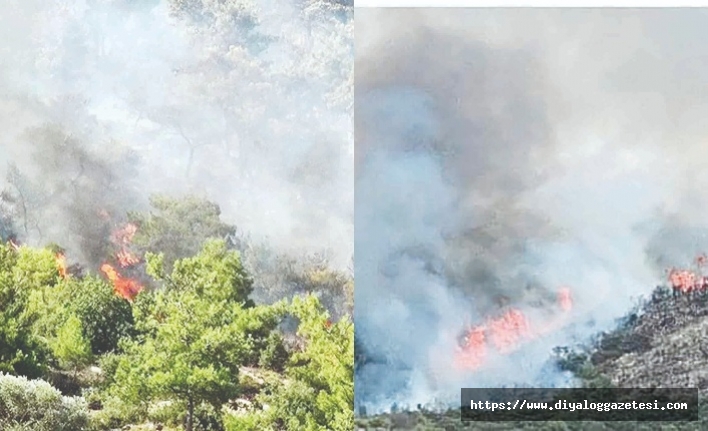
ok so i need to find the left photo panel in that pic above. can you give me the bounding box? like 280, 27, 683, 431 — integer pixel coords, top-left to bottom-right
0, 2, 353, 431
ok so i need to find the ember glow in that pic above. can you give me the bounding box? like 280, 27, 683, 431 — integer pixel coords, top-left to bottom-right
100, 263, 142, 302
454, 288, 573, 372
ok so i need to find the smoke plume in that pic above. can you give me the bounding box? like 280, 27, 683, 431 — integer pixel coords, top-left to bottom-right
355, 8, 708, 411
0, 0, 352, 269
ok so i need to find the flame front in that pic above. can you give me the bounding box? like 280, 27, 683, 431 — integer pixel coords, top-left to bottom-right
666, 253, 708, 294
452, 256, 708, 374
100, 263, 142, 302
453, 287, 573, 372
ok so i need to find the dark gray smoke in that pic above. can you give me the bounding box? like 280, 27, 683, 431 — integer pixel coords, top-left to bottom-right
0, 0, 352, 268
355, 8, 708, 411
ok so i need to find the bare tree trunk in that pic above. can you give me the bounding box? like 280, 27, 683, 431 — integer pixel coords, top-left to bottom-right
186, 396, 194, 431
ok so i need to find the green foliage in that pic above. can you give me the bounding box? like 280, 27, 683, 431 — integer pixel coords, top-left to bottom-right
284, 295, 354, 430
108, 240, 288, 431
0, 373, 89, 431
0, 203, 355, 431
258, 332, 289, 372
51, 315, 92, 372
31, 275, 134, 356
147, 239, 254, 305
223, 412, 265, 431
0, 244, 52, 378
90, 393, 146, 430
128, 195, 236, 271
68, 277, 135, 355
226, 294, 354, 431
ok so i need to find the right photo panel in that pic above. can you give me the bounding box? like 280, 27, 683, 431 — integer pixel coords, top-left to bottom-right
355, 7, 707, 429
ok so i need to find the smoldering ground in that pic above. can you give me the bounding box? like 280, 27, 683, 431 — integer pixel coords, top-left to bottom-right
0, 0, 352, 269
355, 8, 708, 411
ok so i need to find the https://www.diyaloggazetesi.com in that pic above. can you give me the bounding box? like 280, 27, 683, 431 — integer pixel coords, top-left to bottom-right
469, 399, 689, 412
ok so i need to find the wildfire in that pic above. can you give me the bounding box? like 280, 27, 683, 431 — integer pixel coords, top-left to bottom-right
116, 249, 140, 267
455, 327, 487, 370
100, 263, 143, 302
666, 253, 708, 294
90, 219, 146, 301
454, 287, 573, 372
99, 221, 145, 301
55, 253, 68, 279
111, 223, 140, 268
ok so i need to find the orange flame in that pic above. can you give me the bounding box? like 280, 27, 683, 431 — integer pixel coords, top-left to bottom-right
455, 327, 487, 370
111, 223, 140, 268
664, 253, 708, 294
55, 253, 68, 279
487, 308, 531, 354
668, 269, 699, 293
100, 263, 142, 302
116, 249, 140, 268
454, 287, 573, 372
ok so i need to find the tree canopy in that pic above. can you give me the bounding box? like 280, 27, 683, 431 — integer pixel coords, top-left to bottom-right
0, 196, 353, 431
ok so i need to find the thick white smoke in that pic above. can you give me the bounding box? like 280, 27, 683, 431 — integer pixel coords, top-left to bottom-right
355, 8, 708, 412
0, 0, 352, 268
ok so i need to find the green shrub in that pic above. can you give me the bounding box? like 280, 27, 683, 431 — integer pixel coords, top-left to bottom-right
0, 373, 89, 431
223, 410, 268, 431
89, 393, 144, 430
258, 332, 290, 372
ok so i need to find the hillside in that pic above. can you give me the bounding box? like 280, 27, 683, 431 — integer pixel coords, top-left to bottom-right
355, 286, 708, 430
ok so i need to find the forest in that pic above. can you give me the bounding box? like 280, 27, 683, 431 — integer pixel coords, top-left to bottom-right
0, 193, 354, 431
0, 0, 353, 430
